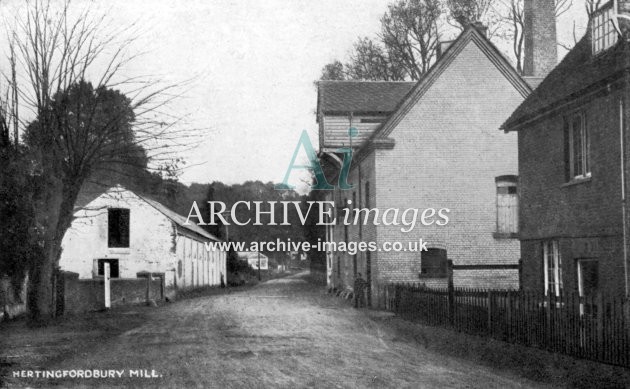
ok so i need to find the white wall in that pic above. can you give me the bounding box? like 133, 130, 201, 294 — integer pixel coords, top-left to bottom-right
60, 187, 227, 289
174, 231, 226, 288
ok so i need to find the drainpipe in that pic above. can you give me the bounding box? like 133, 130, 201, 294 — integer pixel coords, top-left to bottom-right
621, 89, 630, 340
621, 96, 629, 298
624, 99, 630, 299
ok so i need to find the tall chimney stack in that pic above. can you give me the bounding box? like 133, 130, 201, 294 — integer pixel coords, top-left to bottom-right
523, 0, 557, 78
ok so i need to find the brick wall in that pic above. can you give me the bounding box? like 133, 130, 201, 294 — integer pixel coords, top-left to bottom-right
518, 85, 629, 295
61, 272, 163, 313
326, 152, 377, 293
523, 0, 557, 78
325, 37, 525, 303
373, 38, 523, 295
0, 276, 27, 320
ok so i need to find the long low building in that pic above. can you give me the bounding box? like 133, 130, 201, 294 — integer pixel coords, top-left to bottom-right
59, 185, 227, 291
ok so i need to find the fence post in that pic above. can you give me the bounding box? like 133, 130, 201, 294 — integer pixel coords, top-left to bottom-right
487, 290, 493, 336
625, 297, 630, 366
145, 273, 152, 303
545, 291, 551, 349
447, 260, 454, 326
104, 263, 111, 309
596, 292, 604, 359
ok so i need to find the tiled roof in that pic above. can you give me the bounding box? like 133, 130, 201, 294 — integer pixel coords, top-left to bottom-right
502, 32, 630, 131
76, 185, 221, 242
317, 81, 416, 114
139, 196, 221, 242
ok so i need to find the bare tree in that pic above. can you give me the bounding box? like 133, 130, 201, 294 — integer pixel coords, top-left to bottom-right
497, 0, 526, 74
1, 0, 196, 322
497, 0, 576, 75
585, 0, 602, 17
380, 0, 444, 80
556, 0, 573, 17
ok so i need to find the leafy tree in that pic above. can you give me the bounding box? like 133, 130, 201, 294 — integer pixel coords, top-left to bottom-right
200, 184, 224, 239
0, 147, 43, 299
320, 0, 444, 82
0, 0, 193, 322
199, 181, 306, 254
304, 190, 327, 283
345, 37, 407, 81
22, 80, 145, 321
447, 0, 495, 28
319, 60, 347, 81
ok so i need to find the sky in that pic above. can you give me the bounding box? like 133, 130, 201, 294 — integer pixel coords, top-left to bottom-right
0, 0, 590, 191
110, 0, 393, 191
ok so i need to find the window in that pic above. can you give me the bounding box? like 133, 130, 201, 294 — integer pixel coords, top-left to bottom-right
495, 175, 518, 235
543, 240, 562, 296
577, 259, 599, 316
565, 113, 590, 180
591, 4, 617, 55
108, 208, 130, 248
97, 258, 119, 278
420, 248, 448, 277
577, 259, 599, 297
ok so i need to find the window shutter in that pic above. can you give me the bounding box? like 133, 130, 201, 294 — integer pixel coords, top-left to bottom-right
563, 117, 571, 181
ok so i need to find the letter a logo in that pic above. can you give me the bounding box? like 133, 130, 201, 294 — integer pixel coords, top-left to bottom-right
275, 130, 334, 190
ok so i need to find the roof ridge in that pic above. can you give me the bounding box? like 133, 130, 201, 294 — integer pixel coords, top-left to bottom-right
90, 186, 222, 242
319, 80, 416, 83
372, 26, 530, 140
502, 32, 630, 131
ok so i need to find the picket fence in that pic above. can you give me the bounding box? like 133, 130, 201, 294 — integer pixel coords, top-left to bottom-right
379, 283, 630, 367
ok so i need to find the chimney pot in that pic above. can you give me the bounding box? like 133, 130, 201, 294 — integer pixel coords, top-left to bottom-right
471, 21, 488, 37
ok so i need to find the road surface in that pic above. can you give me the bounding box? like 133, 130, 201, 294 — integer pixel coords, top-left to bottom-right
2, 273, 544, 388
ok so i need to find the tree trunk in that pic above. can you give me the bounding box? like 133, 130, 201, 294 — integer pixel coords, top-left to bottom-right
28, 246, 55, 323
28, 177, 83, 323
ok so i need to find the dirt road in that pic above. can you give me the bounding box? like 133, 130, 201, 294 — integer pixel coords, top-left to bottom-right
2, 273, 544, 388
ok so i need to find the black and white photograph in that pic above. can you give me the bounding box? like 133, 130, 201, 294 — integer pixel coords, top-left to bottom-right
1, 0, 630, 387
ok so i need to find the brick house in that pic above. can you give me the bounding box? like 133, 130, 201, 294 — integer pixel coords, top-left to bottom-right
317, 24, 531, 305
59, 185, 227, 293
502, 1, 630, 298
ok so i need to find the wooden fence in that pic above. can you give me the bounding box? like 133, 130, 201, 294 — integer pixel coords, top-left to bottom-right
379, 283, 630, 368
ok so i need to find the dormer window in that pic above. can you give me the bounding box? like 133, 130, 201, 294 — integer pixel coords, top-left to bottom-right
592, 3, 618, 55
